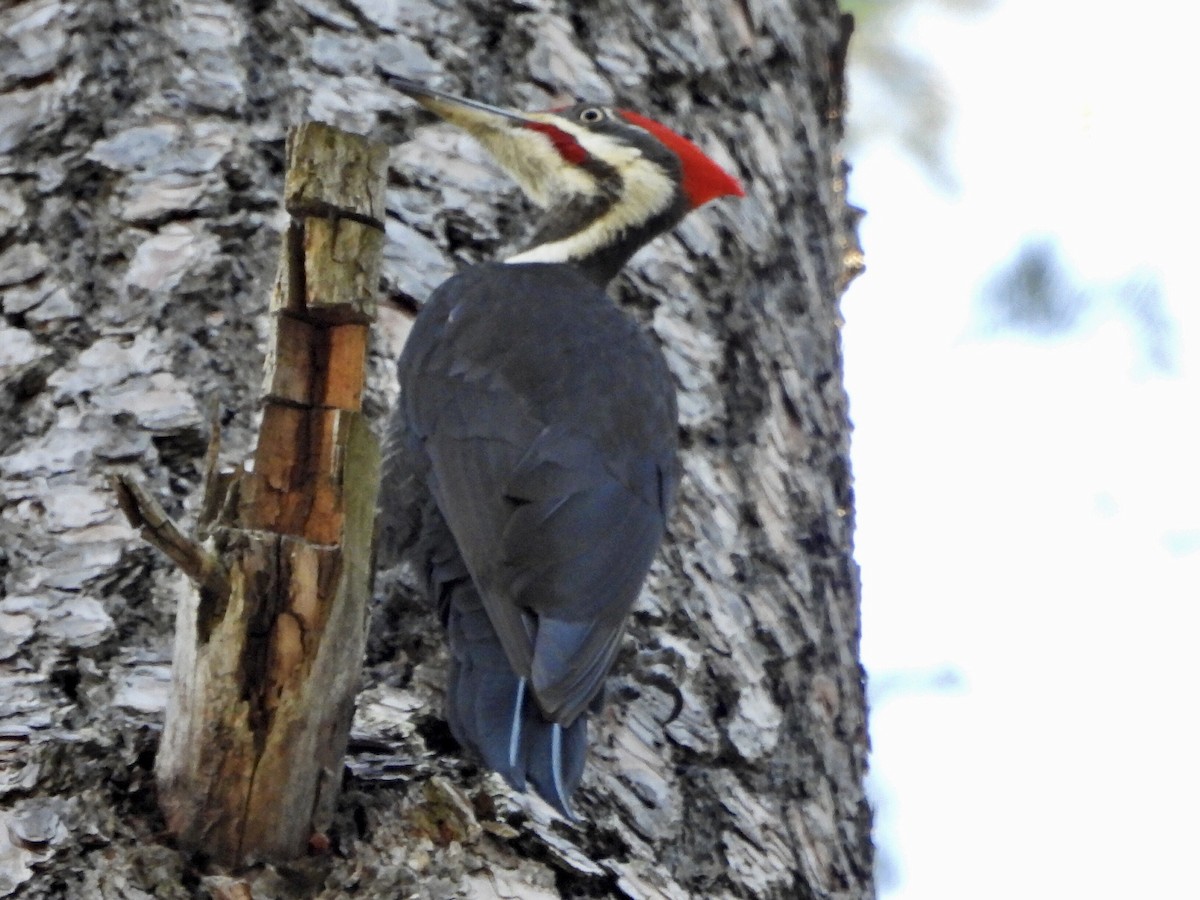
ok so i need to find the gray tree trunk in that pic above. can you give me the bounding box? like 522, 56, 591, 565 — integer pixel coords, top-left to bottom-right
0, 0, 870, 898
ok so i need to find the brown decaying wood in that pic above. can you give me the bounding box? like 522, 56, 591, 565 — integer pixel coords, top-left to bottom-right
116, 123, 387, 865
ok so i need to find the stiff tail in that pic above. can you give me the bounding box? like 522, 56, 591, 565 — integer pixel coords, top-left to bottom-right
442, 578, 588, 818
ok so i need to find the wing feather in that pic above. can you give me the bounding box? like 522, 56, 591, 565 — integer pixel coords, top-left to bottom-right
399, 263, 678, 726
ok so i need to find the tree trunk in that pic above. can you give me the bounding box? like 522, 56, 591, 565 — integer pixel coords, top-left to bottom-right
0, 0, 869, 898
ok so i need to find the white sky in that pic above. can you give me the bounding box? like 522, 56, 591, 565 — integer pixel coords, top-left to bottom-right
843, 1, 1200, 896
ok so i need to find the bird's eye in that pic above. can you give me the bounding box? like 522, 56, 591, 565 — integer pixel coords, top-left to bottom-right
578, 107, 605, 124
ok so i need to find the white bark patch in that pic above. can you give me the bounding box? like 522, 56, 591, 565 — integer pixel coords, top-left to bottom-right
0, 243, 48, 288
39, 596, 115, 648
113, 665, 172, 714
41, 485, 114, 531
0, 800, 66, 897
0, 607, 36, 660
125, 223, 217, 293
0, 325, 49, 373
728, 679, 783, 761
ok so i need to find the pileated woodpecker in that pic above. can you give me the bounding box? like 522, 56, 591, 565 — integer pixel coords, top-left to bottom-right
378, 77, 743, 817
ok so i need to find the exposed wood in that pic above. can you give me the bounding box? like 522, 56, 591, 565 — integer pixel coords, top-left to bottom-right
271, 123, 389, 326
284, 122, 388, 223
301, 217, 384, 324
112, 124, 387, 866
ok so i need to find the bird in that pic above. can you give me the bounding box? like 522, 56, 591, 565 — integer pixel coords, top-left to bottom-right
377, 76, 743, 818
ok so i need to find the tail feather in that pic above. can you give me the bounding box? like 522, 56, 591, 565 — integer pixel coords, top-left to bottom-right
526, 718, 588, 820
507, 677, 528, 772
442, 579, 589, 817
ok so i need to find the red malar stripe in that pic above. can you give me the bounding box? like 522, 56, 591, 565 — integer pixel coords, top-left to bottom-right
522, 121, 589, 165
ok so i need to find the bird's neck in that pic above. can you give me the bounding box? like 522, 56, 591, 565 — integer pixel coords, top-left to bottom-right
506, 191, 687, 285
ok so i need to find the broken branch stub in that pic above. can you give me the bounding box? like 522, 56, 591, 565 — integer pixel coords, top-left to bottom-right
119, 122, 388, 865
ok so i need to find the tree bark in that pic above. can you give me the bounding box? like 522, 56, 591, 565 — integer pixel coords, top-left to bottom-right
0, 0, 869, 898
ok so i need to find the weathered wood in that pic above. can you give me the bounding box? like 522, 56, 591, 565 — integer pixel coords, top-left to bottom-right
302, 217, 384, 323
270, 123, 389, 325
113, 123, 388, 866
157, 418, 380, 860
284, 122, 388, 222
111, 473, 230, 605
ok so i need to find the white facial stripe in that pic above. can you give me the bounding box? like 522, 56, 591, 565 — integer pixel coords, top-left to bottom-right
506, 118, 678, 265
456, 113, 598, 208
435, 107, 677, 262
